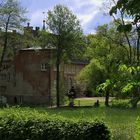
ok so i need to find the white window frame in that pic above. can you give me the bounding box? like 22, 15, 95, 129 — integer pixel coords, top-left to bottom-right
41, 63, 48, 71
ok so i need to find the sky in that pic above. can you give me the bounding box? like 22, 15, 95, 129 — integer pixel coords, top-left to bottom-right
20, 0, 113, 34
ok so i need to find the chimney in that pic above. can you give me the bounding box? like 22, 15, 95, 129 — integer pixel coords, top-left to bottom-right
35, 27, 40, 31
12, 30, 16, 34
27, 22, 30, 27
43, 20, 45, 30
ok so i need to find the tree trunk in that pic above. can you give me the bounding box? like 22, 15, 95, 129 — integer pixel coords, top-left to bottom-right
130, 97, 140, 108
136, 24, 140, 64
137, 36, 140, 63
56, 46, 60, 107
0, 15, 11, 71
105, 89, 110, 107
0, 29, 8, 71
120, 10, 132, 64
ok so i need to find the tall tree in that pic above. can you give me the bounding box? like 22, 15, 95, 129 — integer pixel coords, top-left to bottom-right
0, 0, 27, 70
46, 5, 83, 107
109, 0, 140, 64
108, 0, 140, 108
77, 23, 128, 106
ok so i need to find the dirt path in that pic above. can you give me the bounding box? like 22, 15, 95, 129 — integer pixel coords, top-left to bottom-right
75, 97, 114, 102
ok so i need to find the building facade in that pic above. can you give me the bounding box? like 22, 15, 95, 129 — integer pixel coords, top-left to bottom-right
0, 48, 87, 105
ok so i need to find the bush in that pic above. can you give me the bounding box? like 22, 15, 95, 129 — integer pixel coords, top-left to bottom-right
0, 111, 111, 140
110, 99, 131, 109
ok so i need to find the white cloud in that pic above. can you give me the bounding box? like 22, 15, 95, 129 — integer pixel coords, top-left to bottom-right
78, 11, 99, 27
24, 0, 107, 33
69, 0, 103, 9
68, 0, 104, 33
29, 9, 47, 28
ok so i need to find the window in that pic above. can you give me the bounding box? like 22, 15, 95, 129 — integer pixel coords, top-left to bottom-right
0, 86, 6, 93
0, 74, 7, 80
41, 63, 48, 71
0, 73, 10, 81
2, 64, 8, 69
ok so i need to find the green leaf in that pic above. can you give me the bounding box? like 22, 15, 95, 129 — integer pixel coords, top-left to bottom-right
119, 64, 128, 72
117, 24, 132, 33
137, 66, 140, 71
109, 6, 117, 16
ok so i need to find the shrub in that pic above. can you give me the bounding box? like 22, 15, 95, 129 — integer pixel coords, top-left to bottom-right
0, 111, 111, 140
110, 99, 131, 109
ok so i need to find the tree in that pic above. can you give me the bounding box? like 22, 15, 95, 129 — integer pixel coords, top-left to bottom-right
46, 5, 83, 107
112, 64, 140, 108
0, 0, 27, 70
109, 0, 140, 64
77, 23, 128, 106
77, 58, 106, 96
112, 0, 140, 17
107, 0, 140, 108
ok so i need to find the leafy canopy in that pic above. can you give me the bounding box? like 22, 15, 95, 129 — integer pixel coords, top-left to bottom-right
46, 4, 84, 58
0, 0, 27, 30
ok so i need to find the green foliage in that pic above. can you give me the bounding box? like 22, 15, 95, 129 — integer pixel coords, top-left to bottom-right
117, 64, 140, 95
77, 58, 106, 94
0, 107, 138, 139
96, 79, 113, 93
47, 4, 84, 59
135, 117, 140, 140
121, 82, 140, 94
107, 64, 140, 107
117, 0, 140, 17
110, 99, 131, 109
0, 108, 111, 140
78, 23, 127, 98
46, 4, 84, 107
109, 0, 140, 65
0, 0, 27, 30
117, 24, 132, 33
0, 0, 27, 70
109, 6, 117, 16
109, 0, 140, 17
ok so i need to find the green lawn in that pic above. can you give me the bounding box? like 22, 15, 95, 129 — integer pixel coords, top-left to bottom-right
74, 97, 113, 106
39, 107, 137, 140
64, 97, 114, 107
0, 98, 139, 140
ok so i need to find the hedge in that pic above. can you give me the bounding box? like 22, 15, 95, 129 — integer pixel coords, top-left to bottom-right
135, 117, 140, 140
0, 109, 111, 140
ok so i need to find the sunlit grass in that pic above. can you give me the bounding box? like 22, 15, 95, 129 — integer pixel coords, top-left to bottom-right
65, 97, 114, 107
0, 99, 139, 140
37, 106, 138, 140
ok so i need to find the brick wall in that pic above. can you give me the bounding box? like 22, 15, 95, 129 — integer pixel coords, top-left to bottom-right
0, 48, 87, 105
0, 49, 54, 105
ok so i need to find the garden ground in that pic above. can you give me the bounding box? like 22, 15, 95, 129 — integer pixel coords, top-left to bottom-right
0, 97, 139, 140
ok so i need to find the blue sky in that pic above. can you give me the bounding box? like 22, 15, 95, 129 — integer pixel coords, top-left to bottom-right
20, 0, 112, 34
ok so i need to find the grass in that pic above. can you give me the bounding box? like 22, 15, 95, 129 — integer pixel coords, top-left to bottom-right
39, 107, 137, 140
64, 97, 114, 107
0, 97, 139, 140
74, 97, 111, 106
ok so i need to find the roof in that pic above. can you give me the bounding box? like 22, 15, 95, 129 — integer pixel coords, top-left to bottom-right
19, 47, 89, 65
20, 46, 56, 51
71, 59, 89, 65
